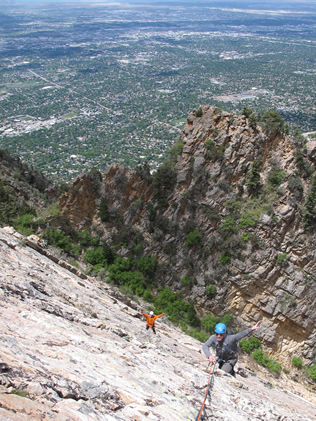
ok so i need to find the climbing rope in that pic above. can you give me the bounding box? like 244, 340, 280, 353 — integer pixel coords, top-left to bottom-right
195, 361, 217, 421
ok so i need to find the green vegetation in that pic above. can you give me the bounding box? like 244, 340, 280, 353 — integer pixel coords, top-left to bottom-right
185, 229, 202, 247
153, 287, 200, 328
302, 177, 316, 230
267, 165, 286, 187
291, 356, 303, 369
1, 4, 315, 184
220, 252, 231, 265
15, 213, 38, 236
220, 216, 238, 234
242, 106, 253, 119
252, 349, 282, 374
201, 313, 233, 334
288, 175, 304, 200
205, 284, 217, 299
240, 335, 285, 376
240, 336, 262, 353
153, 162, 177, 208
205, 139, 225, 161
195, 107, 203, 117
61, 112, 77, 119
45, 227, 80, 257
276, 253, 288, 266
87, 167, 103, 192
242, 106, 257, 129
238, 214, 257, 229
68, 260, 79, 269
182, 313, 233, 342
169, 139, 184, 164
11, 389, 28, 398
304, 364, 316, 382
260, 110, 288, 137
42, 226, 104, 259
241, 232, 250, 242
100, 197, 110, 222
246, 160, 262, 196
295, 150, 315, 179
0, 176, 37, 229
181, 275, 196, 287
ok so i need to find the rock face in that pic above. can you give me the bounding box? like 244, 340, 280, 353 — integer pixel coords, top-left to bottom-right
0, 227, 316, 420
58, 106, 316, 370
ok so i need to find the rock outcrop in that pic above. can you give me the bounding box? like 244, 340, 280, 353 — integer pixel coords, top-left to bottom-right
0, 227, 316, 420
58, 106, 316, 371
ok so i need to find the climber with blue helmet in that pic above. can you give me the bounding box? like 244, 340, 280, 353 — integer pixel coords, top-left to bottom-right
202, 320, 261, 376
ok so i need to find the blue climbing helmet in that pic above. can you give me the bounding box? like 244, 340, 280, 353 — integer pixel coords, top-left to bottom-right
215, 323, 226, 334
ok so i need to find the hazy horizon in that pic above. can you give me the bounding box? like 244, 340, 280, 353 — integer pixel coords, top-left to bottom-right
5, 0, 316, 5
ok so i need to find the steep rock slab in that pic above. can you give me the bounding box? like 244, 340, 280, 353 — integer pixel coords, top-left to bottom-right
0, 227, 315, 420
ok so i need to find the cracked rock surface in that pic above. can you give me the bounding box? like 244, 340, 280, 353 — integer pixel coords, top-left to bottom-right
0, 227, 315, 420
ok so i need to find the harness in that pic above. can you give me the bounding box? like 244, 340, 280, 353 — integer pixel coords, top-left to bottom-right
215, 335, 238, 362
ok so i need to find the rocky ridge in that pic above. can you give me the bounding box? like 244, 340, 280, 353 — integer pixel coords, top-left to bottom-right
0, 226, 316, 420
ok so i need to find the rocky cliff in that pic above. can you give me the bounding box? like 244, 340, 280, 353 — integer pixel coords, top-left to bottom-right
0, 226, 316, 420
58, 106, 316, 373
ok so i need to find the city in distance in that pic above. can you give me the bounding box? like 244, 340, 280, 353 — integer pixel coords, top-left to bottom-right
0, 0, 315, 182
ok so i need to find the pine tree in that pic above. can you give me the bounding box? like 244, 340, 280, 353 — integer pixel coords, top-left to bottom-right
302, 177, 316, 230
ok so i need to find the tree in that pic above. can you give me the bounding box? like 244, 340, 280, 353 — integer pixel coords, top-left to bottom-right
302, 177, 316, 230
242, 107, 257, 128
267, 165, 286, 187
242, 106, 253, 119
185, 229, 202, 247
87, 167, 102, 193
100, 197, 110, 222
153, 162, 177, 208
246, 160, 262, 196
260, 109, 286, 136
195, 107, 203, 117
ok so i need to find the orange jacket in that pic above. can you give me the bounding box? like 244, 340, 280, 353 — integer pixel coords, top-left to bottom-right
142, 312, 163, 327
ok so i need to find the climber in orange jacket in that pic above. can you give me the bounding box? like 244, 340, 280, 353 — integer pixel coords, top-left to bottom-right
142, 311, 164, 334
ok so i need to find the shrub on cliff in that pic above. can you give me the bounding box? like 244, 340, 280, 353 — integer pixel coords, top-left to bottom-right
205, 139, 225, 161
302, 176, 316, 230
135, 161, 152, 182
201, 313, 233, 333
185, 229, 202, 246
260, 109, 288, 136
288, 175, 304, 200
242, 106, 257, 129
153, 162, 177, 208
44, 227, 80, 257
0, 179, 36, 228
136, 256, 157, 274
84, 242, 115, 267
154, 287, 200, 328
304, 364, 316, 382
100, 197, 110, 222
205, 284, 217, 299
246, 160, 262, 196
195, 107, 203, 117
240, 336, 262, 353
87, 167, 102, 193
267, 165, 286, 187
84, 247, 108, 266
295, 149, 314, 179
252, 349, 282, 374
291, 356, 303, 368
